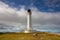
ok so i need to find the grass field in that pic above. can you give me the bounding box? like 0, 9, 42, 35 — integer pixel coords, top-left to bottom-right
0, 32, 60, 40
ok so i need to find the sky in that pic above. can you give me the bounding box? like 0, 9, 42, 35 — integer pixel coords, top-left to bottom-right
0, 0, 60, 33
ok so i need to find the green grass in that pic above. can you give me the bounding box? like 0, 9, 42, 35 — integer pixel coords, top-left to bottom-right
0, 32, 60, 40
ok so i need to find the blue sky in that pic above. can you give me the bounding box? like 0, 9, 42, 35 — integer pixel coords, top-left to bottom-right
0, 0, 60, 33
1, 0, 60, 12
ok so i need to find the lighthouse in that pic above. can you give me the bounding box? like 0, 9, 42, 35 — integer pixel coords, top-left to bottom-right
24, 9, 36, 33
24, 9, 32, 33
27, 9, 32, 31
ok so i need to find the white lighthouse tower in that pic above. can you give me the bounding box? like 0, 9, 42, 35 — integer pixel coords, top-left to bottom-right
24, 9, 32, 33
27, 9, 32, 31
24, 9, 36, 33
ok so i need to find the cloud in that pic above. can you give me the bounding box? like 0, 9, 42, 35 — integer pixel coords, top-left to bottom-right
30, 7, 60, 25
0, 1, 27, 23
0, 1, 60, 32
43, 0, 60, 8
